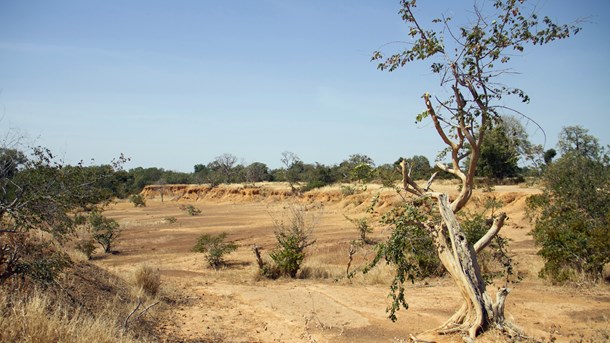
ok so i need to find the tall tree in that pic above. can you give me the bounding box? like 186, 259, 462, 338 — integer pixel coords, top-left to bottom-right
557, 125, 603, 160
371, 0, 579, 338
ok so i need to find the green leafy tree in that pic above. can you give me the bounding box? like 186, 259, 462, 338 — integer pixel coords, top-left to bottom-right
192, 233, 238, 269
477, 124, 520, 179
528, 130, 609, 283
370, 0, 579, 338
339, 154, 375, 182
557, 126, 604, 160
244, 162, 271, 184
543, 148, 557, 164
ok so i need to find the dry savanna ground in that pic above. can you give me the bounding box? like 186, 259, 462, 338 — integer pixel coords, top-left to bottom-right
94, 182, 610, 343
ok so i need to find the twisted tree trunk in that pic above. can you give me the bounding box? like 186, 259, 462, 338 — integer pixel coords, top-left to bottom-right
430, 194, 509, 338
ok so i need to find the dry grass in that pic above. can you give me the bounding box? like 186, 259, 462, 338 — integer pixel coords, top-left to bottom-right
131, 264, 161, 298
0, 290, 140, 343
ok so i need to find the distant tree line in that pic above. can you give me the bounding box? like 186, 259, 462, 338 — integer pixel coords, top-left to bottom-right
49, 116, 566, 198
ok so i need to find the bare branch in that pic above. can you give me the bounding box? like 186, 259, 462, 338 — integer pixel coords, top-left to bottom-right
474, 213, 507, 254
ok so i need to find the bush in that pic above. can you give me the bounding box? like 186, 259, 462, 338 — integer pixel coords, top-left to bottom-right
132, 265, 161, 297
164, 216, 177, 224
75, 239, 96, 260
180, 204, 202, 216
192, 233, 237, 269
269, 205, 317, 278
89, 211, 121, 254
129, 194, 146, 207
527, 151, 610, 283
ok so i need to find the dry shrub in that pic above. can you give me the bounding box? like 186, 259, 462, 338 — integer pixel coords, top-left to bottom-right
132, 265, 161, 298
299, 262, 336, 280
0, 290, 138, 343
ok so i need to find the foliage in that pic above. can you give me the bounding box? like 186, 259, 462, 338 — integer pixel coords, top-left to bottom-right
88, 211, 121, 254
0, 233, 72, 286
338, 154, 375, 183
244, 162, 271, 184
557, 125, 603, 160
364, 199, 443, 321
75, 239, 97, 260
269, 205, 317, 278
543, 148, 557, 164
0, 143, 123, 284
180, 204, 201, 216
477, 123, 520, 180
527, 139, 609, 283
129, 194, 146, 207
192, 233, 237, 269
376, 163, 400, 187
301, 163, 336, 191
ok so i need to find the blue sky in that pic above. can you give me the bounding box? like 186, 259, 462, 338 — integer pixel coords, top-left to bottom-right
1, 0, 609, 171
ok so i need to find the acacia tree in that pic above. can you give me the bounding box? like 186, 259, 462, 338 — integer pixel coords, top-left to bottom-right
371, 0, 578, 338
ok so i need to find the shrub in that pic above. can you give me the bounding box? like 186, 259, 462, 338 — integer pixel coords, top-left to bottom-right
192, 233, 237, 269
132, 265, 161, 297
75, 239, 96, 260
129, 194, 146, 207
164, 216, 177, 224
269, 205, 317, 278
180, 204, 202, 216
89, 211, 121, 254
527, 151, 610, 283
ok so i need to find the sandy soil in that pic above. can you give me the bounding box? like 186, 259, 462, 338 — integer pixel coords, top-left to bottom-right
95, 183, 610, 342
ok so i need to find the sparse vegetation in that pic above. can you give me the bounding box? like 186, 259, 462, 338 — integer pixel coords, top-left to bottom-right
164, 216, 177, 224
129, 193, 146, 207
345, 215, 373, 244
192, 233, 238, 269
180, 204, 202, 216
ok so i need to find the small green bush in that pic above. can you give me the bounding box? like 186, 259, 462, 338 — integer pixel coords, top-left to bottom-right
192, 233, 237, 269
269, 205, 316, 278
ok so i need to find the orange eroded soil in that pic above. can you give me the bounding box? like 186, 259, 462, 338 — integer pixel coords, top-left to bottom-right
95, 183, 610, 342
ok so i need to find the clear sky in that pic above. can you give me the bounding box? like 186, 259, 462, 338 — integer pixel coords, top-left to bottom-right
1, 0, 609, 172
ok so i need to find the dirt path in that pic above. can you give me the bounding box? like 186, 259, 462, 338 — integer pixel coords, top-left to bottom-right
95, 185, 610, 342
